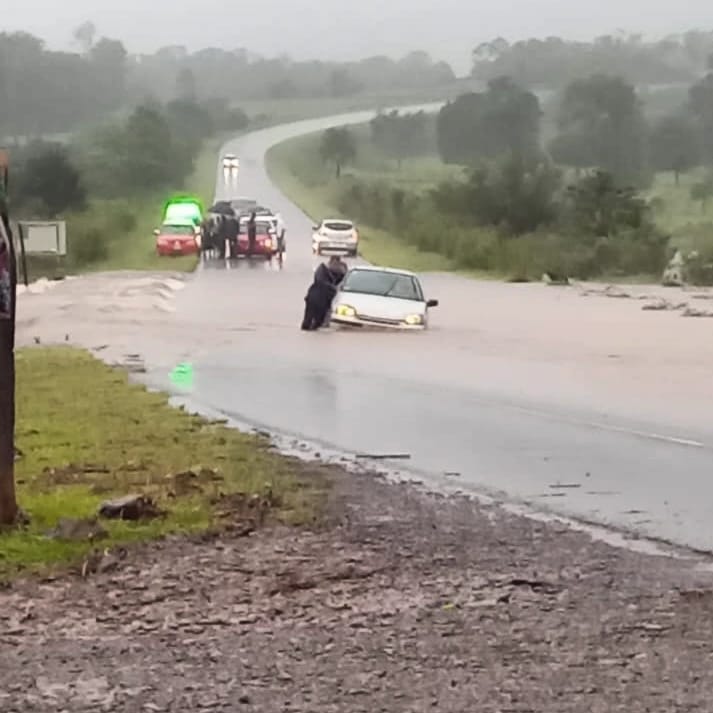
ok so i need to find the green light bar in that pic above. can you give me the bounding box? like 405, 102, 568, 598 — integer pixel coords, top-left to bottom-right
163, 195, 203, 225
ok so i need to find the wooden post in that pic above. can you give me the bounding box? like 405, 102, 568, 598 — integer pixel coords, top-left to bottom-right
17, 222, 29, 287
0, 150, 19, 526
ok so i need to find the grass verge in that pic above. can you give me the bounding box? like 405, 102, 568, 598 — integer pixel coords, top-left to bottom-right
2, 347, 326, 579
266, 130, 455, 272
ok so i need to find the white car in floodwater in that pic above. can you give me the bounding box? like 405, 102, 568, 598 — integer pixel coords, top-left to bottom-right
331, 266, 438, 330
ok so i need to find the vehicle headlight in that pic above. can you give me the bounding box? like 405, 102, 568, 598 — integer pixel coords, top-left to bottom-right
264, 239, 272, 249
336, 304, 356, 317
404, 314, 423, 325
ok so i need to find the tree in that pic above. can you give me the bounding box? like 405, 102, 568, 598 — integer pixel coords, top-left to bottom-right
689, 73, 713, 164
564, 170, 648, 237
165, 99, 213, 177
327, 69, 362, 97
549, 74, 649, 185
436, 78, 542, 165
470, 34, 700, 88
0, 162, 18, 526
123, 105, 174, 191
72, 21, 96, 54
14, 143, 86, 217
319, 127, 356, 178
89, 38, 128, 114
175, 66, 197, 101
370, 110, 429, 168
649, 114, 700, 184
691, 173, 713, 212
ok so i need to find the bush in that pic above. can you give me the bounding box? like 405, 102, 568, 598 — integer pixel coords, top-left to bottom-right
333, 164, 670, 280
70, 223, 110, 266
66, 200, 136, 267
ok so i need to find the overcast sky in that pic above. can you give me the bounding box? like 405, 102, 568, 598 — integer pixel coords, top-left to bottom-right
3, 0, 713, 73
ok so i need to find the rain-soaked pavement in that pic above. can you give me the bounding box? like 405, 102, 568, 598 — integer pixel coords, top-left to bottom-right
16, 109, 713, 553
137, 111, 713, 552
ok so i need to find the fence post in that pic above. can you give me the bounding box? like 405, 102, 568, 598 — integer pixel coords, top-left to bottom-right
0, 153, 18, 526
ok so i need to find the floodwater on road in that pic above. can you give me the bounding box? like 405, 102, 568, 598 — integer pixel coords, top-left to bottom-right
15, 107, 713, 553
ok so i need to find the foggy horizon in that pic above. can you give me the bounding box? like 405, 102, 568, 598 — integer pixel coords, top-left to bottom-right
3, 0, 713, 74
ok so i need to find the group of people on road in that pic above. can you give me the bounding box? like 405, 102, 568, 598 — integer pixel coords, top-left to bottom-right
301, 255, 348, 331
203, 211, 280, 258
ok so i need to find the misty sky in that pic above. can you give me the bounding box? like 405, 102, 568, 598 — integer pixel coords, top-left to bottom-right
3, 0, 713, 73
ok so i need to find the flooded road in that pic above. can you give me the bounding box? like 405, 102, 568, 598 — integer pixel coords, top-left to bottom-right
147, 111, 713, 551
17, 109, 713, 552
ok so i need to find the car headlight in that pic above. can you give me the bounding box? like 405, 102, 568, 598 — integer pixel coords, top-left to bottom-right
404, 314, 423, 325
264, 239, 272, 249
336, 304, 356, 317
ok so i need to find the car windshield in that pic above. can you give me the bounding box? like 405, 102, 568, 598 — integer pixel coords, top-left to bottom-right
161, 224, 194, 236
342, 270, 422, 301
240, 220, 273, 232
231, 199, 257, 211
324, 221, 353, 231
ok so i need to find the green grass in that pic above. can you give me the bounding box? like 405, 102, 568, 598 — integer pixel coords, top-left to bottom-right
266, 128, 456, 272
2, 347, 325, 578
648, 171, 713, 229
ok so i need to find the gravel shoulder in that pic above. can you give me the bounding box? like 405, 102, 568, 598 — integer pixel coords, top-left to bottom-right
2, 463, 713, 712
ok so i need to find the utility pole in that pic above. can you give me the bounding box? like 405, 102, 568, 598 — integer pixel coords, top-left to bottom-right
0, 148, 19, 525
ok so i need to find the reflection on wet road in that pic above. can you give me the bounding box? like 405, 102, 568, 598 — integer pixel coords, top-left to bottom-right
148, 108, 713, 552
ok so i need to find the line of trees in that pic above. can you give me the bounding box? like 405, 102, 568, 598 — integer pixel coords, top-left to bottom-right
471, 31, 713, 88
0, 26, 455, 139
437, 70, 713, 195
315, 75, 710, 279
8, 96, 246, 266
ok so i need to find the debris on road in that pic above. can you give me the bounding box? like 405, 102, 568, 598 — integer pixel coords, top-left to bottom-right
642, 298, 687, 311
682, 306, 713, 318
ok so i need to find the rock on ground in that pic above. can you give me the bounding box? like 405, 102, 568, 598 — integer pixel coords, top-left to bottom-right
1, 467, 713, 712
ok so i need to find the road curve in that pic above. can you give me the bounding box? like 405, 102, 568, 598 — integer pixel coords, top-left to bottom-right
153, 110, 713, 553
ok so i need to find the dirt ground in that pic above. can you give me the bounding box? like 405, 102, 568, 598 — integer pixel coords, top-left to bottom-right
2, 464, 713, 713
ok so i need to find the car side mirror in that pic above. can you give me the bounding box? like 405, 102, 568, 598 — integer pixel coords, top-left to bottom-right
312, 225, 319, 231
153, 229, 160, 236
426, 299, 439, 308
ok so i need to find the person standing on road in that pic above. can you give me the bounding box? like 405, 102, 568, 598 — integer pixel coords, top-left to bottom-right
275, 212, 286, 253
226, 213, 240, 256
217, 215, 231, 258
247, 212, 257, 256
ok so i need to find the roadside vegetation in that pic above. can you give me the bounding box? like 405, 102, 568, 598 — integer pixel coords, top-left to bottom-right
269, 69, 713, 283
0, 26, 475, 280
470, 32, 713, 89
1, 347, 324, 578
8, 98, 248, 278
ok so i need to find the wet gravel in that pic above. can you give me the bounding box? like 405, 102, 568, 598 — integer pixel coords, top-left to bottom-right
1, 465, 713, 712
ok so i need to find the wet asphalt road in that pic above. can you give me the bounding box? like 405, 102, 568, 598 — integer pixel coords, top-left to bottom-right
146, 110, 713, 552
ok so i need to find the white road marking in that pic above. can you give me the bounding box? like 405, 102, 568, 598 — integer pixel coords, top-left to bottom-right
506, 402, 705, 448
